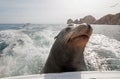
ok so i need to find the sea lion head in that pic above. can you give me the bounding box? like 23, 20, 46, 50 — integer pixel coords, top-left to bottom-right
41, 23, 93, 73
55, 23, 92, 49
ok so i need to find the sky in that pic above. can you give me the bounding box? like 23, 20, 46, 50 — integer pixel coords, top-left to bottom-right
0, 0, 119, 24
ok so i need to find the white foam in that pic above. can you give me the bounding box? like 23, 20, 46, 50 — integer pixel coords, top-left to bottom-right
0, 30, 48, 77
85, 34, 120, 71
0, 29, 120, 78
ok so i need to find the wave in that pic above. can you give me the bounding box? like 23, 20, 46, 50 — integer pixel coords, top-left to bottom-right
0, 30, 46, 77
85, 34, 120, 71
0, 28, 120, 77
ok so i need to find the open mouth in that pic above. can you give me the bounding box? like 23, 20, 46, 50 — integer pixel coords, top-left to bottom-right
67, 24, 93, 43
79, 34, 89, 38
68, 34, 89, 43
73, 34, 89, 40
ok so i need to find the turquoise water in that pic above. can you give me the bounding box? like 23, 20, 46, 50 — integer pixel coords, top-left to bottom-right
0, 24, 120, 78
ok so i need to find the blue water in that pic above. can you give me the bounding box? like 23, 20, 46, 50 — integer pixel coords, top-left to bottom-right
0, 24, 24, 31
0, 24, 120, 78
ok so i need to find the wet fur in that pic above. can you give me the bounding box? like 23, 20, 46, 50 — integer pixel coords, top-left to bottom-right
41, 23, 92, 73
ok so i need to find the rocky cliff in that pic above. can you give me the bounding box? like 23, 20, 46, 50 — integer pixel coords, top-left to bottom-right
67, 19, 74, 24
95, 13, 120, 25
67, 13, 120, 25
67, 15, 96, 24
79, 15, 96, 24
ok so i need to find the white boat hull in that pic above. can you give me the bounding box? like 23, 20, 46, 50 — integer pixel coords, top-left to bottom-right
1, 71, 120, 79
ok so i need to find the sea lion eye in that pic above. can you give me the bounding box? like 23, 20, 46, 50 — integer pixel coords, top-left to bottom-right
65, 27, 71, 31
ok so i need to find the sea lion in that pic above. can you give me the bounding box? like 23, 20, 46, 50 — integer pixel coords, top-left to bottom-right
41, 23, 93, 73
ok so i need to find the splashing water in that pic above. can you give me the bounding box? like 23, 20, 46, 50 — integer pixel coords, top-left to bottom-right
0, 24, 120, 78
85, 34, 120, 71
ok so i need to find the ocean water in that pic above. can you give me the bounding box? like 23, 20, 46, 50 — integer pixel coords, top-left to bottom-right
0, 24, 120, 78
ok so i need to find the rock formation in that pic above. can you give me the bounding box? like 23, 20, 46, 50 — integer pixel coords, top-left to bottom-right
67, 15, 96, 24
67, 19, 74, 24
95, 13, 120, 25
74, 19, 79, 24
67, 13, 120, 25
79, 15, 96, 24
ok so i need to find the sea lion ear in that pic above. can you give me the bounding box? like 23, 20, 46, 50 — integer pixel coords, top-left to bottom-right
54, 31, 61, 39
54, 36, 58, 39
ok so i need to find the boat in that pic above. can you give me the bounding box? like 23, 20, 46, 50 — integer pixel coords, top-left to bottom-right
1, 71, 120, 79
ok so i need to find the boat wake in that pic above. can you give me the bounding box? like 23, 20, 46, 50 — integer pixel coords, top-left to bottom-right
0, 25, 120, 77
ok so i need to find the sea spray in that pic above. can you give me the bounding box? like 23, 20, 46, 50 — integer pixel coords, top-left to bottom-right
0, 24, 120, 78
85, 34, 120, 71
0, 30, 45, 77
